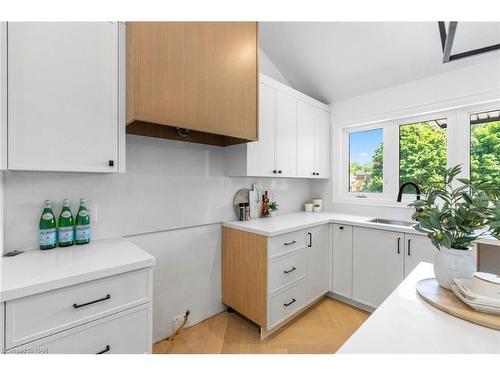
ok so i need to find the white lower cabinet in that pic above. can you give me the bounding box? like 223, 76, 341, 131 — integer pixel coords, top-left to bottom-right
305, 224, 330, 304
404, 234, 436, 277
4, 268, 153, 354
345, 227, 435, 309
268, 279, 306, 330
332, 224, 353, 298
7, 304, 151, 354
352, 227, 404, 308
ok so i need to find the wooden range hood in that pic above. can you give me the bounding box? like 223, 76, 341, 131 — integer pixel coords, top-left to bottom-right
126, 22, 259, 147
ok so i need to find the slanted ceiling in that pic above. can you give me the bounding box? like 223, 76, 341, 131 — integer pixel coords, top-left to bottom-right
259, 22, 500, 104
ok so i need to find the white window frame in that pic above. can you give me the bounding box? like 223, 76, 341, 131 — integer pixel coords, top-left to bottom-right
343, 123, 389, 200
335, 101, 500, 207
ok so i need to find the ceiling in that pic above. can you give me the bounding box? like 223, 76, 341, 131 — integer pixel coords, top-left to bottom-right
259, 22, 500, 103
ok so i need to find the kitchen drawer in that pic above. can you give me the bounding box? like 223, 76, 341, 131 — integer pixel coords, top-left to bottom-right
268, 230, 306, 259
7, 304, 151, 354
267, 279, 305, 330
6, 268, 151, 349
268, 250, 305, 294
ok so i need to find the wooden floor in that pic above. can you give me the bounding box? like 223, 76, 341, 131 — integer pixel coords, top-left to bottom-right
154, 297, 370, 354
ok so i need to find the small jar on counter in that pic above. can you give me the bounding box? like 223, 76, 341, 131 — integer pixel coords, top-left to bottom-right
239, 203, 245, 221
244, 202, 250, 221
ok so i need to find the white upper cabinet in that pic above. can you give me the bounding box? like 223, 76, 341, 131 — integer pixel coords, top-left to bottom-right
297, 101, 315, 177
314, 109, 330, 178
6, 22, 125, 173
247, 82, 276, 176
275, 91, 297, 177
225, 74, 330, 179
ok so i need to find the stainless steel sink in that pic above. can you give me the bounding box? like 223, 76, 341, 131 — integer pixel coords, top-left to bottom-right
369, 218, 415, 227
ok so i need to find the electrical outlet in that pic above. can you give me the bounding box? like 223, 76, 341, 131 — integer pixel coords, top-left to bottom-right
87, 204, 98, 223
172, 312, 189, 331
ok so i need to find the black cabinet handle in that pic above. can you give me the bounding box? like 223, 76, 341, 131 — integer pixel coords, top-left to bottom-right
283, 267, 296, 274
408, 239, 411, 256
339, 226, 344, 230
96, 345, 110, 354
308, 232, 312, 247
108, 160, 114, 167
284, 298, 296, 307
397, 238, 401, 254
278, 170, 282, 174
317, 172, 319, 176
73, 294, 111, 309
284, 240, 296, 246
273, 170, 277, 174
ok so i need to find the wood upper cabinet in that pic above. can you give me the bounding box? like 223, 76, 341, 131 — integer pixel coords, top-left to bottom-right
126, 22, 258, 146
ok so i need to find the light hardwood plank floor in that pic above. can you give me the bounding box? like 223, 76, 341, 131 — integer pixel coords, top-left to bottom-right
154, 297, 370, 354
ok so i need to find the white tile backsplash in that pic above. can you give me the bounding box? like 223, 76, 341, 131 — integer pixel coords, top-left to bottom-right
3, 134, 313, 252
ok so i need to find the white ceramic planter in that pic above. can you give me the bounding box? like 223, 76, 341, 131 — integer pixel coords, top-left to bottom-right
433, 247, 476, 290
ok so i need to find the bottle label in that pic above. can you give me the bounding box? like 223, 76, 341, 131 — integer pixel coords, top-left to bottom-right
75, 224, 90, 242
42, 212, 54, 220
40, 228, 56, 246
78, 210, 88, 217
61, 211, 72, 219
58, 226, 74, 243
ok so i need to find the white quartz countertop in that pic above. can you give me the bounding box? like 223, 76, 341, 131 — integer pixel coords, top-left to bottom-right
338, 262, 500, 354
0, 238, 155, 302
223, 211, 499, 246
224, 211, 428, 237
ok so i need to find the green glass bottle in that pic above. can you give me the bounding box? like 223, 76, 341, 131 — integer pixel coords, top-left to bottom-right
75, 198, 90, 245
58, 199, 74, 247
39, 200, 57, 250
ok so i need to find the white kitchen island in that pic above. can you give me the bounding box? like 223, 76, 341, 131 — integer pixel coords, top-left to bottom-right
338, 262, 500, 354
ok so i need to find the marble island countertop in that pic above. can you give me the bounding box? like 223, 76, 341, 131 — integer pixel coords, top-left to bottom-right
0, 238, 156, 302
223, 211, 499, 246
337, 262, 500, 353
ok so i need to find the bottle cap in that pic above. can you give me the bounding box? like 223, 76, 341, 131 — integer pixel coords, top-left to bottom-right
44, 199, 52, 206
63, 199, 70, 206
80, 198, 86, 203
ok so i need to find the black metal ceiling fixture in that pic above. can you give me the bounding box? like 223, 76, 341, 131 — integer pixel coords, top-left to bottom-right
438, 21, 500, 63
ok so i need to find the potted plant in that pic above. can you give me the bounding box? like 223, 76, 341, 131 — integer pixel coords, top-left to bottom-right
409, 165, 499, 289
266, 200, 279, 217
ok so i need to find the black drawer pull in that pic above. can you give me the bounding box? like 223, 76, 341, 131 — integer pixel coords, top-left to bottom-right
284, 240, 296, 246
397, 238, 401, 254
73, 294, 111, 309
284, 298, 296, 307
408, 239, 411, 256
97, 345, 110, 354
283, 267, 296, 274
339, 226, 344, 230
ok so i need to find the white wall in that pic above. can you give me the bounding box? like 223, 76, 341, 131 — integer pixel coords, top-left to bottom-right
313, 57, 500, 219
260, 49, 291, 86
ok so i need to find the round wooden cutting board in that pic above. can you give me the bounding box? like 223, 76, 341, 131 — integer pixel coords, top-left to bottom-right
416, 278, 500, 331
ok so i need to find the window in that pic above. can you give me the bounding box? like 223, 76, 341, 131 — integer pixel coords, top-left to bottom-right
470, 110, 500, 185
337, 101, 499, 206
399, 119, 447, 193
349, 128, 383, 193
